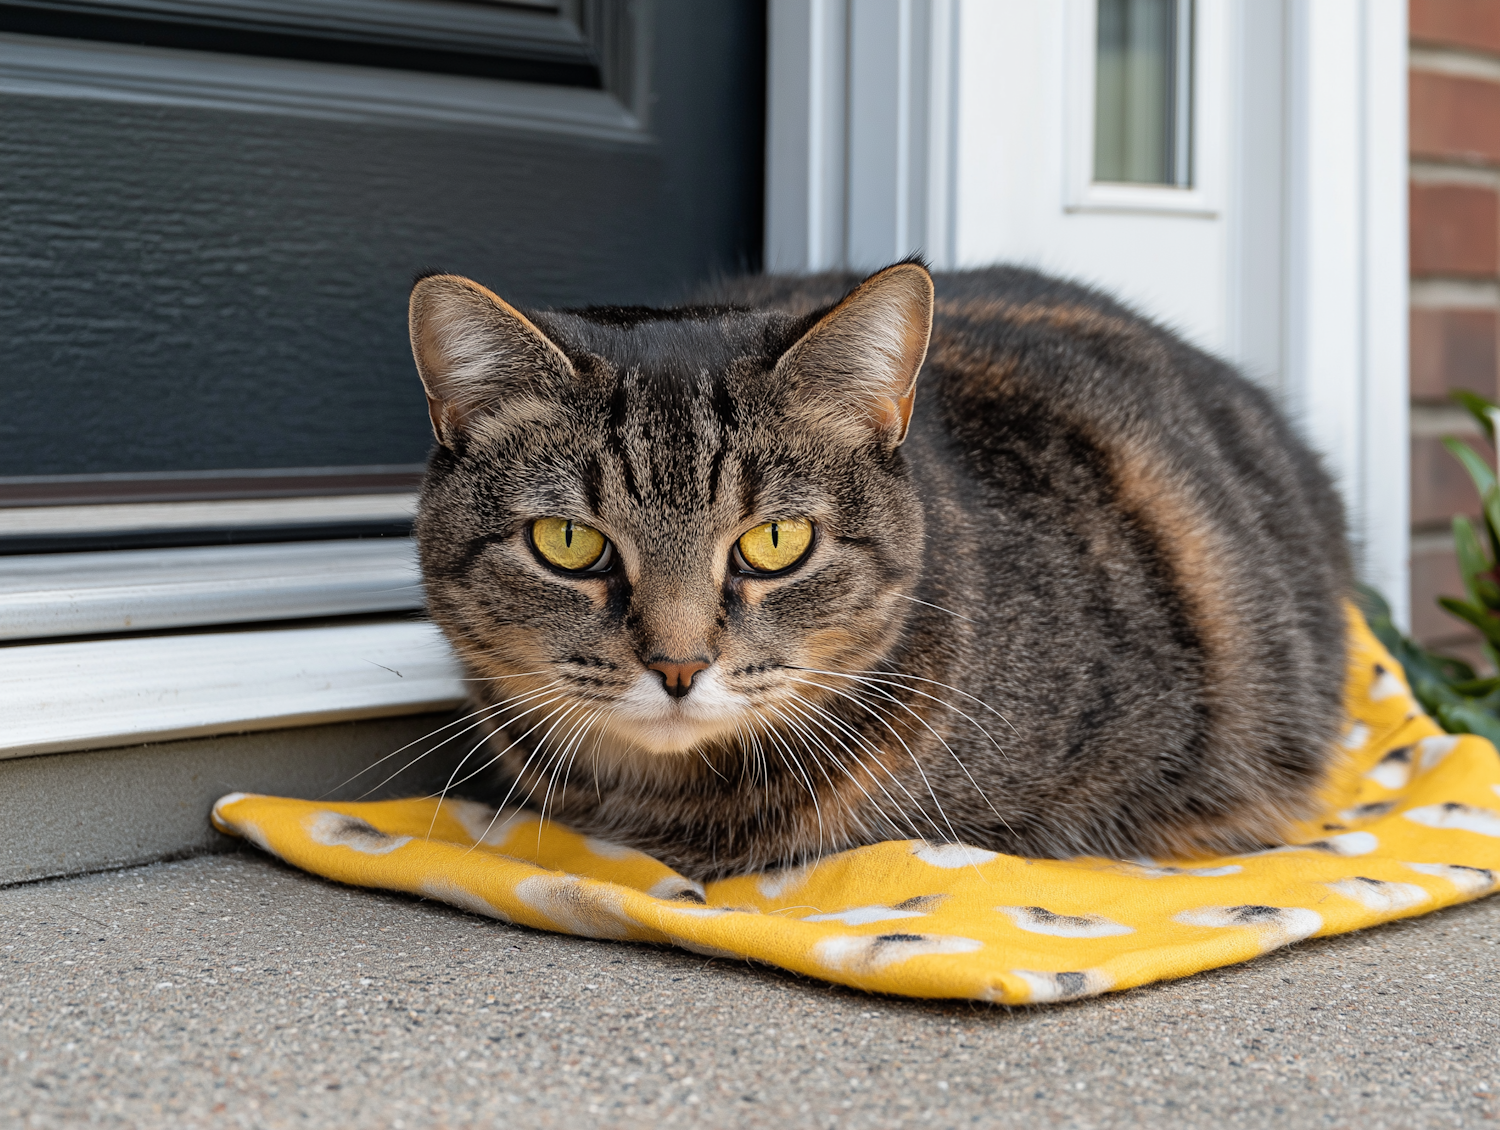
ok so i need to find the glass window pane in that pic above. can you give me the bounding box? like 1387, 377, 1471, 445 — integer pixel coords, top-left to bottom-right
1094, 0, 1192, 187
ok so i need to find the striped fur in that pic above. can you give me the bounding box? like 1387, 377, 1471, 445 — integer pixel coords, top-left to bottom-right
409, 264, 1351, 880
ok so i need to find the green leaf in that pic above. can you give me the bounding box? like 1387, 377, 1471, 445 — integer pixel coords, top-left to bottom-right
1356, 583, 1500, 740
1452, 515, 1492, 605
1414, 674, 1465, 710
1443, 437, 1497, 498
1436, 702, 1500, 748
1451, 389, 1500, 444
1484, 485, 1500, 568
1449, 674, 1500, 696
1438, 596, 1500, 645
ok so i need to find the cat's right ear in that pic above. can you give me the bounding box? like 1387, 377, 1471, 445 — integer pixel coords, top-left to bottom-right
773, 261, 934, 449
408, 273, 575, 447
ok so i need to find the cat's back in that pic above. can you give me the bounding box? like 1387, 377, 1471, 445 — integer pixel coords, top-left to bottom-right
914, 266, 1351, 622
925, 267, 1351, 854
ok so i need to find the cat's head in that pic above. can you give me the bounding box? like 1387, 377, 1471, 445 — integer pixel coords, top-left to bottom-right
409, 263, 933, 762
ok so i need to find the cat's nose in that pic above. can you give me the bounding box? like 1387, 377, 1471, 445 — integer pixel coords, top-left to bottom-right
647, 658, 711, 699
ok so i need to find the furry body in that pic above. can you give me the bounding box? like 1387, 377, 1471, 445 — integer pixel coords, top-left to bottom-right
413, 266, 1351, 880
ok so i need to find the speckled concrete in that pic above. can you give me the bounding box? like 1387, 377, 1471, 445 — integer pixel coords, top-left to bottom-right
2, 850, 1498, 1129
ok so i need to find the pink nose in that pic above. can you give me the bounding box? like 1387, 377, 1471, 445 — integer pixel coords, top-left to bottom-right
647, 659, 711, 699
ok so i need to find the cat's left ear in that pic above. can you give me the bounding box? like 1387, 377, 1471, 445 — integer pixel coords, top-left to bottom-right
774, 261, 934, 448
408, 273, 575, 447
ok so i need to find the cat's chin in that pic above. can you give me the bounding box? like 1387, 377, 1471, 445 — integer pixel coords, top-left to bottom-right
596, 717, 735, 757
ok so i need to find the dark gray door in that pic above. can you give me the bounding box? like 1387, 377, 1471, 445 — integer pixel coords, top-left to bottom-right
0, 0, 765, 480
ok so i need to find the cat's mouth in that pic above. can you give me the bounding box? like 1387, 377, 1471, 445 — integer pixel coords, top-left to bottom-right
596, 665, 752, 755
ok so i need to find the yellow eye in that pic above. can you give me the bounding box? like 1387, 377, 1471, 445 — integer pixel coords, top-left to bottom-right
532, 517, 609, 572
737, 518, 814, 574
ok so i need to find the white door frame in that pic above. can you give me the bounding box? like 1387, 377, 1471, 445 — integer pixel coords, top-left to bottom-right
764, 0, 1411, 626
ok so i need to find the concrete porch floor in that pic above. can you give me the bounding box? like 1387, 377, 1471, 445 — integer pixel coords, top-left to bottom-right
2, 848, 1497, 1129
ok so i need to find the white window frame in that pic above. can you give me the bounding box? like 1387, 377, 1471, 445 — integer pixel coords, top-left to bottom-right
1062, 0, 1223, 218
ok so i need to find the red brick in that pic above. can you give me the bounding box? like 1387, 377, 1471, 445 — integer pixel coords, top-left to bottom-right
1410, 183, 1499, 276
1410, 307, 1499, 400
1411, 433, 1488, 526
1411, 0, 1500, 57
1411, 71, 1500, 166
1410, 541, 1484, 647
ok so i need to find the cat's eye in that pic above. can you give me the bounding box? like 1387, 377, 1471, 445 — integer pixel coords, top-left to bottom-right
735, 518, 814, 575
531, 517, 611, 573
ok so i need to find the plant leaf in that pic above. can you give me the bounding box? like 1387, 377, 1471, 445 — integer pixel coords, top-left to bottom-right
1443, 437, 1497, 498
1484, 484, 1500, 570
1452, 515, 1490, 605
1437, 702, 1500, 748
1352, 582, 1391, 625
1450, 674, 1500, 696
1438, 596, 1500, 645
1452, 389, 1500, 444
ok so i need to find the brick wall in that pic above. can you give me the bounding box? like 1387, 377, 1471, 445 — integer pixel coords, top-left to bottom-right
1409, 0, 1500, 656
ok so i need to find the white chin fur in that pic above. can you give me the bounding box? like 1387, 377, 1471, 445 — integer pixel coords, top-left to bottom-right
599, 667, 750, 755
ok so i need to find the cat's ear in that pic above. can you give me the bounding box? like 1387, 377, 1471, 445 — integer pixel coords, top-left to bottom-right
774, 261, 934, 448
408, 273, 575, 447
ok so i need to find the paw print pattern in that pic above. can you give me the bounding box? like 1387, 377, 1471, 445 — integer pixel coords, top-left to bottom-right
1368, 664, 1409, 703
1325, 877, 1431, 913
1339, 801, 1395, 823
997, 906, 1133, 938
1007, 968, 1114, 1003
1405, 803, 1500, 838
814, 932, 983, 973
911, 843, 999, 868
1404, 862, 1497, 895
418, 877, 513, 922
305, 811, 411, 855
805, 905, 929, 926
1174, 905, 1323, 951
1365, 745, 1414, 790
1124, 862, 1243, 878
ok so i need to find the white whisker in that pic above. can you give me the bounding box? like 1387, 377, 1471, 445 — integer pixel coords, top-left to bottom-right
324, 691, 523, 800
413, 682, 566, 820
795, 666, 1012, 758
447, 695, 581, 841
840, 666, 1021, 740
753, 707, 826, 856
889, 591, 977, 624
783, 691, 933, 840
791, 670, 1013, 838
781, 693, 922, 842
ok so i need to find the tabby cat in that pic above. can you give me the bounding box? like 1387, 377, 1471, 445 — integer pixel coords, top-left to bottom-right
407, 262, 1350, 881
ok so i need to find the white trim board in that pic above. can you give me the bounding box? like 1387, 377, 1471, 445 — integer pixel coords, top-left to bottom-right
0, 538, 423, 641
0, 620, 466, 759
0, 492, 417, 538
0, 31, 648, 140
764, 0, 958, 272
1281, 0, 1410, 627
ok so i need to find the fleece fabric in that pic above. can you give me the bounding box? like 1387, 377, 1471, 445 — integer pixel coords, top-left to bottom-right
211, 611, 1500, 1004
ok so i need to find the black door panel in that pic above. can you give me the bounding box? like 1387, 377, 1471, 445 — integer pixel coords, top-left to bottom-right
0, 0, 765, 475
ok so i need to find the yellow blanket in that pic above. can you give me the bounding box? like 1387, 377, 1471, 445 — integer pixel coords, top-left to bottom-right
212, 612, 1500, 1004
